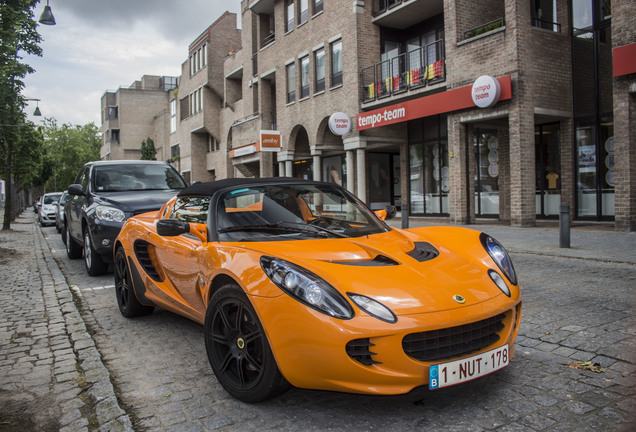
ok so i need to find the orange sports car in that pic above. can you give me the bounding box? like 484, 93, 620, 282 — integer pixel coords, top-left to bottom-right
114, 178, 521, 402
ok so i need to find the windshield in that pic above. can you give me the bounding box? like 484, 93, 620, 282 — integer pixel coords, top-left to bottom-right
43, 194, 62, 204
216, 184, 388, 242
93, 164, 186, 192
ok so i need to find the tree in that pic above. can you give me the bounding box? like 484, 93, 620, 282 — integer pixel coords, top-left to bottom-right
40, 118, 101, 191
0, 0, 43, 230
140, 137, 157, 160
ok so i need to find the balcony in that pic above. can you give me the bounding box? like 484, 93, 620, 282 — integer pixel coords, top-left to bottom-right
372, 0, 443, 30
360, 40, 445, 104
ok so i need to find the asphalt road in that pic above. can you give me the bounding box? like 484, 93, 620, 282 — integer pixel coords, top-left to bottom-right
40, 223, 636, 432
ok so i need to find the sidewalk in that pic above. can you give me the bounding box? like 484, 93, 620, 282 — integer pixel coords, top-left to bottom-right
0, 209, 132, 431
387, 216, 636, 265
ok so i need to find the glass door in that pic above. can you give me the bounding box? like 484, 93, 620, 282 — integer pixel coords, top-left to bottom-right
535, 123, 561, 217
474, 129, 499, 217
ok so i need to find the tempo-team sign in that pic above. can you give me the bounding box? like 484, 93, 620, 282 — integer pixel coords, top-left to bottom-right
472, 75, 501, 108
328, 112, 351, 136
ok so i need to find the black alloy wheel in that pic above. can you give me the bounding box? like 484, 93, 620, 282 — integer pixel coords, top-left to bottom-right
114, 247, 153, 317
204, 283, 290, 403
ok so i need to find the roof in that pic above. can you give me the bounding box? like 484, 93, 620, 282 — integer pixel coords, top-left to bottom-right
178, 177, 317, 197
85, 160, 172, 166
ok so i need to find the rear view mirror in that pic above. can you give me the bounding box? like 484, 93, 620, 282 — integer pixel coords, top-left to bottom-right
68, 184, 84, 196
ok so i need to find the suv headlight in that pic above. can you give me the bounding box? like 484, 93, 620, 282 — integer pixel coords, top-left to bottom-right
480, 233, 517, 286
95, 205, 125, 222
260, 256, 354, 319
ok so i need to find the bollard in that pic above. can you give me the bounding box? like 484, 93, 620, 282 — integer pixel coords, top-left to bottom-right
559, 205, 570, 248
401, 203, 409, 229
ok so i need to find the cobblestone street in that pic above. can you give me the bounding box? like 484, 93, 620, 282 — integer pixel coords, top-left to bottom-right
1, 210, 635, 431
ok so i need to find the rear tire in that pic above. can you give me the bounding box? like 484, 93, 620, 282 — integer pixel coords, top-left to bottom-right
65, 224, 82, 259
84, 229, 108, 276
204, 283, 290, 403
114, 247, 153, 317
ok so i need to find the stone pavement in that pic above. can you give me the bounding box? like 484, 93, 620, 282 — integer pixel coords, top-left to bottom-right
1, 208, 635, 431
0, 209, 132, 431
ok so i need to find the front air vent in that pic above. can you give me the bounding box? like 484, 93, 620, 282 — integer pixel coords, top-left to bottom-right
133, 240, 162, 282
346, 338, 382, 366
407, 242, 439, 262
402, 313, 506, 362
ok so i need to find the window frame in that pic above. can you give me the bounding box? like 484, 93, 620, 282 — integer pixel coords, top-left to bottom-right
286, 62, 296, 103
299, 0, 309, 25
300, 56, 310, 99
286, 0, 295, 33
314, 48, 325, 93
330, 40, 343, 88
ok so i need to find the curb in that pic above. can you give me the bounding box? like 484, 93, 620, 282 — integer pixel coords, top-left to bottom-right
33, 214, 134, 431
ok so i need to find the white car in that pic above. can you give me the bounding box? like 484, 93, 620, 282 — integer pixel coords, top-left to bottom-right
38, 192, 63, 226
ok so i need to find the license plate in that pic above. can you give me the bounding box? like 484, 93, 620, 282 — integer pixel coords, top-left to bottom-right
428, 344, 509, 390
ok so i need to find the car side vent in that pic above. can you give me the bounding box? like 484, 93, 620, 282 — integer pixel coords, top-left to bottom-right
407, 242, 439, 262
346, 338, 382, 366
331, 255, 399, 267
133, 240, 162, 282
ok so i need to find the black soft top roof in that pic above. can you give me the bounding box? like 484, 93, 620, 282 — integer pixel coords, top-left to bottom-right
178, 177, 317, 197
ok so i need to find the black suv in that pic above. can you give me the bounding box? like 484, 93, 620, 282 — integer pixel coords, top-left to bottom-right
64, 160, 186, 275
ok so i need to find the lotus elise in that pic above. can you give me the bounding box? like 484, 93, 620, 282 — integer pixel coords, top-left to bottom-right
114, 178, 521, 402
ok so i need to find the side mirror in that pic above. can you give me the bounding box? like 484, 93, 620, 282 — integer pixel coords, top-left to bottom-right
68, 184, 84, 196
157, 219, 189, 237
374, 205, 397, 221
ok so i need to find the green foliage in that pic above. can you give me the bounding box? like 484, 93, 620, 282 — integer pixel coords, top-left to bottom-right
39, 118, 101, 191
140, 137, 157, 160
464, 18, 505, 39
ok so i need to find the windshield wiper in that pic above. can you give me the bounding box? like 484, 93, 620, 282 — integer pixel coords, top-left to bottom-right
274, 221, 348, 238
218, 222, 346, 238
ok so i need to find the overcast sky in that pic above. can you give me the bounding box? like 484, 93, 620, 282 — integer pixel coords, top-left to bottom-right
23, 0, 242, 126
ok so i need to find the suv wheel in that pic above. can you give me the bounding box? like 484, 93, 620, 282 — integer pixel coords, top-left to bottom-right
84, 229, 108, 276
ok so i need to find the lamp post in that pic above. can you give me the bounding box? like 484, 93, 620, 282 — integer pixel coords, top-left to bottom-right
25, 98, 42, 117
39, 0, 56, 25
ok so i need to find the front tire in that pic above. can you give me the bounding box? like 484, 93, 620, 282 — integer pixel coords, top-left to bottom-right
204, 283, 290, 403
65, 223, 82, 259
84, 229, 108, 276
114, 247, 153, 317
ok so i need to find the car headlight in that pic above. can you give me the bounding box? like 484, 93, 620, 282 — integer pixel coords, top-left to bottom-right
260, 256, 354, 320
488, 269, 511, 297
347, 293, 397, 323
480, 233, 517, 285
95, 205, 125, 222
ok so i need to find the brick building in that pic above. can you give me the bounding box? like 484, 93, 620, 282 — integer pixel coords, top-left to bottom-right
100, 0, 636, 231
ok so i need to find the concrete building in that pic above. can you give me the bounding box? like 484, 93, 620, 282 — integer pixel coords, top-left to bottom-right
100, 0, 635, 231
100, 75, 177, 160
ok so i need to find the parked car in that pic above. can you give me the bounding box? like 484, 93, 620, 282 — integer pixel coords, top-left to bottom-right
114, 177, 522, 402
55, 191, 69, 234
33, 196, 42, 213
64, 160, 186, 276
38, 192, 63, 226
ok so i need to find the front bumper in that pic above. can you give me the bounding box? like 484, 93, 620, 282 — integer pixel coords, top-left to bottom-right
251, 293, 522, 395
88, 218, 124, 263
40, 211, 57, 225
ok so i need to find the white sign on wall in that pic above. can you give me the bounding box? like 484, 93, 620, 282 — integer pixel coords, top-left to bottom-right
328, 112, 351, 136
472, 75, 501, 108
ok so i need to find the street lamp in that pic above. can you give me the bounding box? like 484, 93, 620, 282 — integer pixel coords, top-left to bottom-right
25, 98, 42, 116
39, 0, 56, 25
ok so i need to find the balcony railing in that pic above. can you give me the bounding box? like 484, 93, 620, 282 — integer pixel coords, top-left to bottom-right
262, 32, 275, 48
360, 39, 445, 103
531, 18, 561, 33
372, 0, 410, 17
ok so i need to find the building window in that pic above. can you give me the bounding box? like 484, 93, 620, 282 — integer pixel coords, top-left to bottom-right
108, 106, 118, 119
299, 0, 309, 25
110, 129, 120, 142
171, 144, 180, 163
189, 43, 207, 76
313, 0, 323, 15
531, 0, 559, 31
190, 88, 203, 114
208, 135, 219, 152
300, 56, 310, 98
287, 62, 296, 103
314, 48, 325, 93
330, 40, 342, 87
286, 0, 295, 32
170, 100, 176, 133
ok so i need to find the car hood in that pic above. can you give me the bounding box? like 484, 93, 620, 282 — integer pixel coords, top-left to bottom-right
96, 190, 179, 214
241, 226, 512, 315
41, 204, 57, 212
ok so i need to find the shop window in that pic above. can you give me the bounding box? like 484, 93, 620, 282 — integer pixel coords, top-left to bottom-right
535, 123, 561, 217
474, 129, 499, 217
